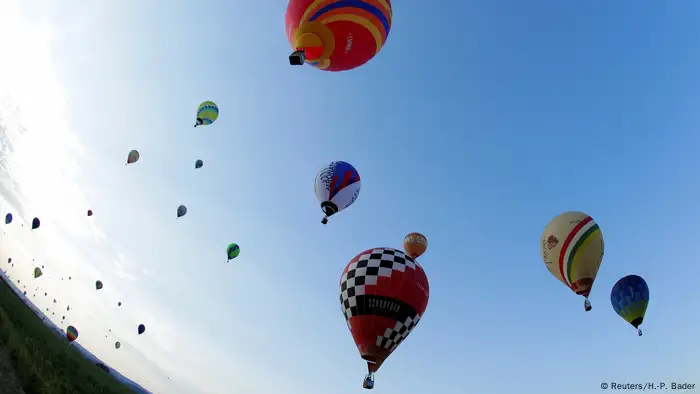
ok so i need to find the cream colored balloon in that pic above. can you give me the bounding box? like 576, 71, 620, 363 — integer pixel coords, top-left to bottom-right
540, 211, 604, 297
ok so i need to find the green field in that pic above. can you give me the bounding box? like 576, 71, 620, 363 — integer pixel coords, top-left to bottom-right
0, 277, 136, 394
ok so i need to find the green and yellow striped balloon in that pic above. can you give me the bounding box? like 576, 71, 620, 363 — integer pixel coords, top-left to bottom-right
195, 101, 219, 127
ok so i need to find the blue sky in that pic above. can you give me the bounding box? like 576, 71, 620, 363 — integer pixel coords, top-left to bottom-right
2, 0, 700, 393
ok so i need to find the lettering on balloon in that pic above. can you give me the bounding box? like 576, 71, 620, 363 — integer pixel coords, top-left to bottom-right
318, 163, 335, 192
416, 281, 428, 298
368, 298, 400, 313
405, 235, 427, 245
345, 33, 354, 53
541, 239, 550, 261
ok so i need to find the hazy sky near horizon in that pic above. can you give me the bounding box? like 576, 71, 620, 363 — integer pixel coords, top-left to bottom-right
2, 0, 700, 393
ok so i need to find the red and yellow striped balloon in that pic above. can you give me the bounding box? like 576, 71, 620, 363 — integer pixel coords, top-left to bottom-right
285, 0, 392, 72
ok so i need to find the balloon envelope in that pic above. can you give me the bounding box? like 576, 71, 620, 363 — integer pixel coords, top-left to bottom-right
195, 159, 203, 169
127, 150, 140, 164
4, 213, 12, 224
66, 326, 79, 342
138, 324, 146, 335
340, 247, 429, 373
115, 341, 121, 349
227, 243, 240, 260
611, 275, 649, 331
33, 267, 42, 278
176, 205, 187, 218
285, 0, 392, 72
87, 210, 93, 216
540, 211, 604, 298
195, 101, 219, 126
96, 280, 103, 290
403, 233, 428, 259
31, 217, 40, 230
314, 161, 361, 223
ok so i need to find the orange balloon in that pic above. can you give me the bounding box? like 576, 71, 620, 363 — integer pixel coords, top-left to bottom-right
403, 232, 428, 258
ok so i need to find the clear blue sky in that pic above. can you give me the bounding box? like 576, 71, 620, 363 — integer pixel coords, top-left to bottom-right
2, 0, 700, 393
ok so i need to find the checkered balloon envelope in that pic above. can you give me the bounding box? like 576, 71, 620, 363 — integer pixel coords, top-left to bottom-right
339, 247, 430, 365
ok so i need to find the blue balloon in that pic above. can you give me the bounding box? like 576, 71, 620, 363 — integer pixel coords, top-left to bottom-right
611, 275, 649, 336
4, 213, 12, 224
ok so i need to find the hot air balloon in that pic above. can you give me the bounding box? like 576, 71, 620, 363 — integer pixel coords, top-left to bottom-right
176, 205, 187, 218
403, 233, 428, 259
126, 150, 140, 165
7, 258, 11, 263
87, 209, 93, 217
138, 324, 146, 335
540, 211, 604, 312
340, 247, 429, 389
314, 161, 361, 224
285, 0, 392, 72
195, 159, 203, 169
194, 101, 218, 127
4, 213, 12, 224
31, 217, 40, 230
66, 326, 79, 342
33, 267, 42, 278
118, 302, 122, 307
611, 275, 649, 336
227, 243, 240, 262
115, 341, 121, 349
96, 280, 103, 290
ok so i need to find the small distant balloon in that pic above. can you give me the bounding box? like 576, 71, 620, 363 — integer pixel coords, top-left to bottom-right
194, 101, 219, 127
176, 205, 187, 218
403, 232, 428, 259
314, 161, 361, 225
115, 341, 121, 349
118, 301, 122, 307
138, 324, 146, 335
33, 267, 42, 278
4, 213, 12, 224
96, 280, 103, 290
66, 326, 79, 342
195, 159, 203, 169
31, 217, 40, 230
227, 243, 240, 262
7, 258, 11, 263
87, 210, 93, 217
126, 150, 140, 165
